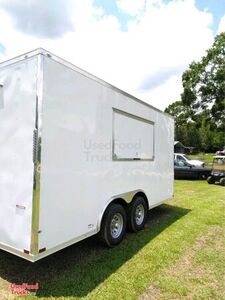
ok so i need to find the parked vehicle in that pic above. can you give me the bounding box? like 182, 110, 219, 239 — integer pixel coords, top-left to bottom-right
174, 160, 211, 179
174, 153, 205, 167
207, 156, 225, 186
0, 49, 174, 262
216, 149, 225, 156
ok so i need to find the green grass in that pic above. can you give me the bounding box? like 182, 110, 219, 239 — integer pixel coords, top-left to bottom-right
189, 153, 215, 164
0, 181, 224, 300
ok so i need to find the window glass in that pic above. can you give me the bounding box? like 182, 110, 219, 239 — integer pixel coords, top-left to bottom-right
113, 109, 154, 160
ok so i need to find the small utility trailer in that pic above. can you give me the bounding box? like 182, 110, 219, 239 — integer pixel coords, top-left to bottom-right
0, 49, 174, 262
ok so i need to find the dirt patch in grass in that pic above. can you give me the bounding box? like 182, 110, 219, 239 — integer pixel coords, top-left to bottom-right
0, 278, 13, 300
140, 284, 161, 300
140, 226, 225, 300
184, 190, 195, 194
168, 226, 223, 275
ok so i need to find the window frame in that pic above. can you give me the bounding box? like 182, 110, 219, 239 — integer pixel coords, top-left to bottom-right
112, 108, 155, 161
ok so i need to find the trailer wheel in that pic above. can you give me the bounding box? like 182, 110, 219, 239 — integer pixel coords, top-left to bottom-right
207, 176, 215, 184
127, 196, 148, 232
99, 204, 127, 247
219, 177, 225, 186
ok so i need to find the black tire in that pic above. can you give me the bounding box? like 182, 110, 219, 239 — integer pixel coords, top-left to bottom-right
127, 196, 148, 232
219, 177, 225, 186
199, 173, 207, 180
98, 203, 127, 247
199, 173, 203, 180
207, 176, 215, 184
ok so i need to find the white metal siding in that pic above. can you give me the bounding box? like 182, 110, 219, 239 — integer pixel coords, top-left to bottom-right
0, 58, 37, 251
38, 56, 174, 251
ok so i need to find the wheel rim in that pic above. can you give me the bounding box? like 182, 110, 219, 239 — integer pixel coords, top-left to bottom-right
135, 204, 145, 225
110, 213, 123, 239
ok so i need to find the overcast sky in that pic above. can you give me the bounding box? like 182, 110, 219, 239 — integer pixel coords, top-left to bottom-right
0, 0, 224, 110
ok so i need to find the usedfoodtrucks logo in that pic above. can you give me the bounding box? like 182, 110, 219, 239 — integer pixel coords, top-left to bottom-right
83, 138, 142, 162
11, 283, 39, 295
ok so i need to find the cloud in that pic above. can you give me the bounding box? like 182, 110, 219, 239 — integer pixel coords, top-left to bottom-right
217, 14, 225, 33
139, 65, 185, 91
136, 74, 183, 108
0, 0, 74, 38
0, 42, 6, 53
0, 0, 215, 110
116, 0, 146, 16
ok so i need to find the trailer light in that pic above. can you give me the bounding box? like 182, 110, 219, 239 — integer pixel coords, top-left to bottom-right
24, 249, 30, 254
16, 205, 26, 210
39, 247, 46, 253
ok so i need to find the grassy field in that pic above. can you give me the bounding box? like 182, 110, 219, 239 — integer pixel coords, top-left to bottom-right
189, 153, 215, 164
0, 180, 224, 300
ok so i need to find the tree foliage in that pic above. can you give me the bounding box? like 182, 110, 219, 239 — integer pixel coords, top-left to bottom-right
165, 32, 225, 152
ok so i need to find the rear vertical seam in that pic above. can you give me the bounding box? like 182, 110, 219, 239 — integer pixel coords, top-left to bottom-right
30, 54, 43, 255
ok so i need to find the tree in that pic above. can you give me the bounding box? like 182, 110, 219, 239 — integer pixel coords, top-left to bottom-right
165, 101, 188, 127
165, 101, 200, 148
165, 33, 225, 152
181, 32, 225, 129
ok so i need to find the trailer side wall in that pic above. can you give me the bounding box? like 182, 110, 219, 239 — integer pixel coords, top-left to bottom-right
38, 56, 174, 251
0, 57, 37, 252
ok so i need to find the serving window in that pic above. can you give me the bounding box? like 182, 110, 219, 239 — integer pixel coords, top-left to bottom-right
112, 108, 154, 161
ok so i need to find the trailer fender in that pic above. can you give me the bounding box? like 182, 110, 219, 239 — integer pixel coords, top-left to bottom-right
97, 189, 147, 232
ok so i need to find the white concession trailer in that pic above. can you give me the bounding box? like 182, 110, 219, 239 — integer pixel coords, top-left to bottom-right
0, 49, 174, 262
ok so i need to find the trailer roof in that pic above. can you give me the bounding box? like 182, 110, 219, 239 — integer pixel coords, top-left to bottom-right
0, 48, 173, 119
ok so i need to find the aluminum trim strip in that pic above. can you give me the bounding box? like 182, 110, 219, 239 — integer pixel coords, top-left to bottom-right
113, 107, 155, 125
1, 229, 97, 262
0, 48, 173, 120
0, 49, 41, 69
32, 229, 98, 262
30, 54, 43, 255
0, 243, 32, 261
